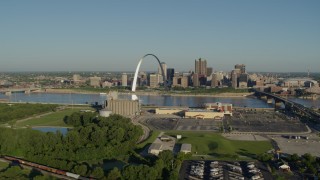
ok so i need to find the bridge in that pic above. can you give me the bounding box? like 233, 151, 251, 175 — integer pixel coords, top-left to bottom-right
253, 89, 320, 122
0, 88, 41, 95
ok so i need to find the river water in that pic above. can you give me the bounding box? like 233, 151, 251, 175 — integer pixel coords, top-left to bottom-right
0, 92, 319, 108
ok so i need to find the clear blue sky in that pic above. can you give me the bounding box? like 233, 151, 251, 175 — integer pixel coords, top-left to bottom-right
1, 0, 319, 72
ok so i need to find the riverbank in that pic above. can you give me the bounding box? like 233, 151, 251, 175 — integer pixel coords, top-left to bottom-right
39, 88, 253, 97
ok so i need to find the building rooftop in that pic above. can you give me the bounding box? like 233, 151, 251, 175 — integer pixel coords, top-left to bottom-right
148, 143, 162, 150
180, 144, 192, 152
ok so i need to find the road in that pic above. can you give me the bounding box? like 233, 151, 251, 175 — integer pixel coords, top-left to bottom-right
131, 115, 151, 143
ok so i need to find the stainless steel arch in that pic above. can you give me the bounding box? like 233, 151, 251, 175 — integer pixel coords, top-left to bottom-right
132, 54, 166, 100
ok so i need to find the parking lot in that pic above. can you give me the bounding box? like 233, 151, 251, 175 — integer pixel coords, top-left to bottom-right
145, 117, 221, 131
226, 110, 308, 133
271, 134, 320, 156
179, 160, 272, 180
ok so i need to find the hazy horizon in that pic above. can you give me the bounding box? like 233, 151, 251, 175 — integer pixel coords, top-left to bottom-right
1, 1, 319, 72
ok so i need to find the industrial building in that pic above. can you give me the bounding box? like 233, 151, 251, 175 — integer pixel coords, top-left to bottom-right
184, 109, 225, 119
106, 99, 140, 116
155, 108, 187, 115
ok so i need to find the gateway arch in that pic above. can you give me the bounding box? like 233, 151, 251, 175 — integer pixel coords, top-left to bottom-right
132, 54, 167, 100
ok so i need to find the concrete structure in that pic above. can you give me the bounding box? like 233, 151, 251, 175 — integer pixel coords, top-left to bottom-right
106, 99, 140, 116
195, 58, 207, 76
90, 76, 101, 88
155, 108, 187, 115
122, 73, 128, 87
180, 144, 192, 154
185, 109, 225, 119
148, 143, 163, 155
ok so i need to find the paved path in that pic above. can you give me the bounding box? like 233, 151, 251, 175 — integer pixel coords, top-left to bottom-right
131, 115, 151, 143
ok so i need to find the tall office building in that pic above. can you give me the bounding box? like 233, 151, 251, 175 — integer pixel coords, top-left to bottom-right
122, 73, 128, 87
193, 73, 200, 87
148, 74, 160, 88
166, 68, 175, 81
206, 67, 213, 77
158, 62, 167, 83
211, 73, 219, 87
235, 64, 246, 74
195, 58, 207, 76
231, 70, 238, 88
239, 74, 249, 88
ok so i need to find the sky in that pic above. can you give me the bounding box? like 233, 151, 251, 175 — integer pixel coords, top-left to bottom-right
1, 0, 320, 72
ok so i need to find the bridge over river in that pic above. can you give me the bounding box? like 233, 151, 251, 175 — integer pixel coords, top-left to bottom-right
254, 89, 320, 122
0, 88, 41, 95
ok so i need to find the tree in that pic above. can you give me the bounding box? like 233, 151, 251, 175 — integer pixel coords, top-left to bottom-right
107, 167, 122, 180
92, 167, 105, 179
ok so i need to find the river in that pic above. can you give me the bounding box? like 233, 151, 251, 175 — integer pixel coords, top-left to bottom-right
0, 92, 319, 108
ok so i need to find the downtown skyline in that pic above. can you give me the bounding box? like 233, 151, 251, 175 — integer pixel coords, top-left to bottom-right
1, 0, 320, 72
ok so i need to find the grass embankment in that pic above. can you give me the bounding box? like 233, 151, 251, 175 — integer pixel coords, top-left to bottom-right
136, 130, 161, 149
0, 161, 8, 170
165, 131, 272, 160
15, 108, 92, 127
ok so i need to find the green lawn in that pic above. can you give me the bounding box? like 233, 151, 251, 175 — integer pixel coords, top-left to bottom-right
15, 108, 92, 127
0, 161, 8, 170
165, 131, 272, 159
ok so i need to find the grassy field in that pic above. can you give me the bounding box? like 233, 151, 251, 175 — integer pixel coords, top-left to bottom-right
15, 108, 92, 127
165, 131, 272, 159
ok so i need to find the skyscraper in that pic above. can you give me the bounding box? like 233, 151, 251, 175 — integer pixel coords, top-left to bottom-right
195, 58, 207, 76
231, 70, 238, 88
122, 73, 127, 87
193, 73, 200, 87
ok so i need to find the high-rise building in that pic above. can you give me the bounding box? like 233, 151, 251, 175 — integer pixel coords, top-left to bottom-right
235, 64, 246, 74
231, 70, 238, 88
195, 58, 207, 76
148, 74, 160, 88
181, 76, 189, 88
211, 73, 219, 87
158, 62, 167, 83
193, 73, 199, 87
238, 74, 249, 88
122, 73, 128, 87
166, 68, 175, 81
206, 67, 213, 77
